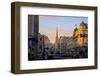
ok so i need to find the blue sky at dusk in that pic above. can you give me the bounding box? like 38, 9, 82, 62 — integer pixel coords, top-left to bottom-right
39, 15, 88, 43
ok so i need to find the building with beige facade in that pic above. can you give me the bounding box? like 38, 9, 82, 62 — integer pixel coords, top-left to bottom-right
73, 21, 88, 47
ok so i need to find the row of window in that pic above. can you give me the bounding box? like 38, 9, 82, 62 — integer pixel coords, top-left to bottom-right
80, 34, 88, 37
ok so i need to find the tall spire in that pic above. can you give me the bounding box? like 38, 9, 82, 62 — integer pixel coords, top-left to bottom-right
55, 26, 59, 50
56, 27, 58, 43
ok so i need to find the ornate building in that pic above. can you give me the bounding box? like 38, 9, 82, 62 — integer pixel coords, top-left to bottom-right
38, 33, 53, 59
73, 21, 88, 47
58, 36, 68, 53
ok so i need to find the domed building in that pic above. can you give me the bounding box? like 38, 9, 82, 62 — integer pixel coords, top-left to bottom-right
73, 21, 88, 47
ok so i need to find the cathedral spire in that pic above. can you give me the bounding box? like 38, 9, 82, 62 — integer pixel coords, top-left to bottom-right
56, 27, 58, 38
56, 27, 58, 43
55, 26, 59, 49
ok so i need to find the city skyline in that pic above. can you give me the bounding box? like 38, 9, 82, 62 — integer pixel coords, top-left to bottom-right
28, 15, 88, 60
39, 16, 88, 43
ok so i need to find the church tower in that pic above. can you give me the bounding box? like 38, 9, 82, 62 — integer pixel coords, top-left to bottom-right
55, 27, 59, 50
56, 27, 58, 44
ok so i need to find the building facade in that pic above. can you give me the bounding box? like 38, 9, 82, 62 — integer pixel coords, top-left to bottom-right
38, 33, 53, 59
73, 21, 88, 47
58, 36, 68, 53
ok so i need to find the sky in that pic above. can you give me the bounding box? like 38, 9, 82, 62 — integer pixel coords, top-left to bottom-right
39, 15, 88, 43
